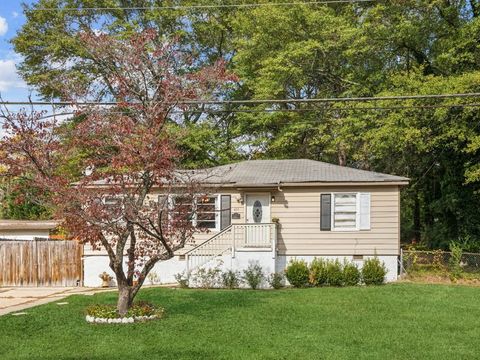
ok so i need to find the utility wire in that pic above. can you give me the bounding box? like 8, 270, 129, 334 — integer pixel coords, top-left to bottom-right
33, 102, 480, 120
180, 103, 480, 113
3, 93, 480, 107
32, 0, 374, 12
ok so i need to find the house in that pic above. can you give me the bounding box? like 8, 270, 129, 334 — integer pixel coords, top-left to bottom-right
0, 220, 59, 240
83, 159, 408, 287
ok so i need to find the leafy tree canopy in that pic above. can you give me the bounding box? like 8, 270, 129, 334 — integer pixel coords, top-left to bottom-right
9, 0, 480, 248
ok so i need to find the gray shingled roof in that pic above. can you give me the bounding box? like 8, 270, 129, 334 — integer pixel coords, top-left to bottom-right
195, 159, 409, 186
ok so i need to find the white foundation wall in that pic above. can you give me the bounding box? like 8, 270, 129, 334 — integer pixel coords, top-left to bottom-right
83, 253, 397, 287
83, 255, 117, 287
231, 250, 276, 275
276, 255, 398, 283
83, 250, 276, 287
82, 254, 186, 287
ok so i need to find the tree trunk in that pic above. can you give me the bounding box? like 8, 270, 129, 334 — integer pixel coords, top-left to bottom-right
117, 282, 133, 316
338, 147, 347, 166
413, 193, 421, 243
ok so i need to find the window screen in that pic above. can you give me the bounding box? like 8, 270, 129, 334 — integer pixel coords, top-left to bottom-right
333, 193, 357, 229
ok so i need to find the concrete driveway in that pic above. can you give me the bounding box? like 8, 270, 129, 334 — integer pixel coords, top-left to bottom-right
0, 287, 103, 316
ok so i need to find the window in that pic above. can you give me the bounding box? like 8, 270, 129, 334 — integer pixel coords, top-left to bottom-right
320, 192, 371, 231
171, 195, 195, 222
103, 196, 122, 208
165, 194, 231, 231
333, 193, 357, 229
196, 196, 217, 229
102, 196, 124, 221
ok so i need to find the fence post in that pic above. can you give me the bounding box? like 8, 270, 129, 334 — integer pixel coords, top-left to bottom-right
231, 225, 236, 259
399, 248, 403, 278
34, 238, 39, 287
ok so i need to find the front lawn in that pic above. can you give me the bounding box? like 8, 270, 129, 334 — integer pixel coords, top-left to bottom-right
1, 284, 479, 359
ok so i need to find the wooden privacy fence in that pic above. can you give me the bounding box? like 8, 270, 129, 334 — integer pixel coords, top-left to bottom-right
0, 238, 82, 287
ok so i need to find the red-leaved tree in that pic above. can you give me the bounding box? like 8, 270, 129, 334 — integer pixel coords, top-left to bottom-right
0, 30, 235, 315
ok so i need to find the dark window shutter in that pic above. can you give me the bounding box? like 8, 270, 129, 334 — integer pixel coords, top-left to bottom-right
220, 195, 231, 230
320, 194, 331, 231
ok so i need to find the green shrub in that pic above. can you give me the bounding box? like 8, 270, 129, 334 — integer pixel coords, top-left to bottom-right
191, 266, 222, 288
309, 257, 327, 286
174, 272, 189, 288
361, 257, 387, 285
221, 270, 241, 289
449, 242, 463, 279
267, 272, 285, 289
243, 263, 264, 289
343, 261, 360, 286
325, 259, 344, 286
285, 259, 309, 287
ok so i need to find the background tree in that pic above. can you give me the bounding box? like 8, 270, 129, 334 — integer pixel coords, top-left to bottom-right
0, 30, 233, 315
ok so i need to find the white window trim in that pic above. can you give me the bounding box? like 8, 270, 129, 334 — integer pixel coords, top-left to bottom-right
195, 194, 220, 231
325, 192, 371, 232
331, 192, 359, 232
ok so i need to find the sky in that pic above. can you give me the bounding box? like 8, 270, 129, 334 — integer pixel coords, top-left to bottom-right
0, 0, 37, 101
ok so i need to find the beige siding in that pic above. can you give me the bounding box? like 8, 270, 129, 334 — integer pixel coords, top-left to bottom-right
84, 186, 401, 257
271, 186, 400, 256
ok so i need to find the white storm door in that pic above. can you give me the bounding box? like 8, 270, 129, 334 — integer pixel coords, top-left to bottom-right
245, 194, 271, 246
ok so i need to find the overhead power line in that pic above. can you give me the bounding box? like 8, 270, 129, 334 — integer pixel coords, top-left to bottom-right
32, 103, 480, 121
172, 92, 480, 105
32, 0, 374, 12
2, 92, 480, 107
181, 103, 480, 113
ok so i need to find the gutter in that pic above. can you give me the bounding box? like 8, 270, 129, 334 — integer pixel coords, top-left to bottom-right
226, 181, 409, 189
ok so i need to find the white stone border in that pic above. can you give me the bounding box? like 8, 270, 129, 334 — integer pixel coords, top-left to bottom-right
85, 314, 161, 324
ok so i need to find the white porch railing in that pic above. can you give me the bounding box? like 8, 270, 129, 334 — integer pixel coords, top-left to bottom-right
185, 223, 277, 273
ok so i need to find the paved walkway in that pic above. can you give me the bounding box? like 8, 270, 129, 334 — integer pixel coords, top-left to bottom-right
0, 287, 110, 316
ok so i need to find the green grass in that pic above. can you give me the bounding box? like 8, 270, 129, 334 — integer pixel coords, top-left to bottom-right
1, 284, 480, 359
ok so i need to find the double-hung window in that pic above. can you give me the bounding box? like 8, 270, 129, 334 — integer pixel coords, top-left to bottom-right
196, 196, 217, 229
102, 195, 124, 221
165, 194, 231, 231
320, 192, 371, 231
333, 193, 357, 230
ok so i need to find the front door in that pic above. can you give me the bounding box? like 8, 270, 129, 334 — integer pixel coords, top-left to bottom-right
245, 194, 271, 246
